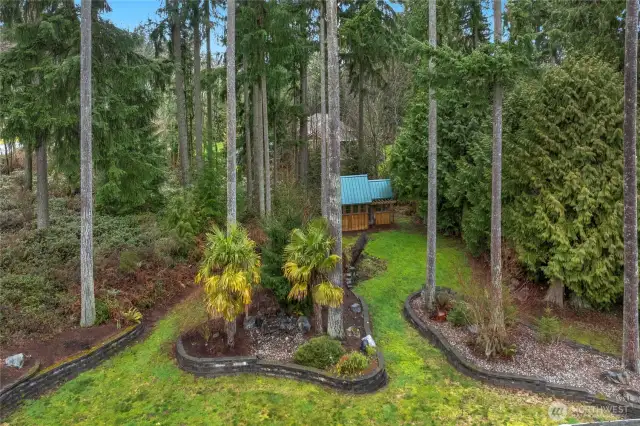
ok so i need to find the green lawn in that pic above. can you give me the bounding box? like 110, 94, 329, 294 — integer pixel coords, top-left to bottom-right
8, 229, 614, 425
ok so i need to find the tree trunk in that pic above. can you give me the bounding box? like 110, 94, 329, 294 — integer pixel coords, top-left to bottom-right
205, 0, 214, 167
193, 4, 204, 172
36, 134, 49, 229
226, 0, 237, 227
225, 319, 236, 347
253, 81, 265, 216
24, 146, 32, 191
423, 0, 437, 313
261, 73, 271, 215
314, 302, 323, 334
357, 64, 365, 173
327, 0, 343, 339
80, 0, 95, 327
320, 2, 328, 218
171, 0, 190, 186
543, 278, 564, 308
622, 0, 640, 373
489, 0, 506, 339
244, 57, 253, 209
299, 61, 309, 186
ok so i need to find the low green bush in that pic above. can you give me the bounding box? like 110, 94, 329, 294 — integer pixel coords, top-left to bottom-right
536, 308, 562, 344
335, 351, 370, 376
94, 299, 111, 325
293, 336, 345, 370
119, 250, 141, 273
447, 302, 471, 327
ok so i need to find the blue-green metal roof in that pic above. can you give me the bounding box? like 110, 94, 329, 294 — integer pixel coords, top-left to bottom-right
341, 175, 393, 205
341, 175, 372, 205
369, 179, 393, 200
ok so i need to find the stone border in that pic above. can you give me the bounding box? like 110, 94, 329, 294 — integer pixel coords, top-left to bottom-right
176, 294, 387, 393
0, 322, 144, 420
403, 290, 640, 419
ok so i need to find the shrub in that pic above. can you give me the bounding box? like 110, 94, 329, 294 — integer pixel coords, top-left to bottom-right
459, 274, 517, 359
293, 336, 345, 370
122, 307, 142, 325
95, 299, 111, 325
119, 250, 141, 273
536, 308, 562, 344
447, 302, 471, 327
364, 345, 377, 358
335, 351, 370, 376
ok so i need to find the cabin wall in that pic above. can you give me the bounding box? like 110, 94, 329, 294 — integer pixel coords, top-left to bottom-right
342, 204, 369, 232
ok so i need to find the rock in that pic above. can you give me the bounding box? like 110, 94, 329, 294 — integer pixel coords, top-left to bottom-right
5, 353, 24, 369
346, 326, 361, 338
360, 334, 376, 352
297, 316, 311, 333
600, 368, 630, 385
620, 389, 640, 405
467, 325, 479, 335
243, 315, 257, 330
350, 303, 362, 314
278, 316, 296, 332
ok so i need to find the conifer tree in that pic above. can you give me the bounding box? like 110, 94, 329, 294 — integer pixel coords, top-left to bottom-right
622, 0, 639, 373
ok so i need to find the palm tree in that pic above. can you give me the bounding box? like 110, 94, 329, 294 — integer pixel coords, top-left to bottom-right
80, 0, 95, 327
195, 225, 261, 347
226, 0, 237, 225
284, 218, 344, 333
622, 0, 639, 373
424, 0, 437, 312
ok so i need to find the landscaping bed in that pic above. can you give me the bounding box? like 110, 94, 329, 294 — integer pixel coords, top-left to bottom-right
179, 287, 380, 378
406, 290, 640, 417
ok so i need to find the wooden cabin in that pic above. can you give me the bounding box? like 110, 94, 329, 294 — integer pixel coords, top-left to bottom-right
341, 175, 395, 232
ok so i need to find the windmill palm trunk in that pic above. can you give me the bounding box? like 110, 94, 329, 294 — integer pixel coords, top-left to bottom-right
423, 0, 437, 312
80, 0, 95, 327
622, 0, 640, 373
327, 0, 343, 339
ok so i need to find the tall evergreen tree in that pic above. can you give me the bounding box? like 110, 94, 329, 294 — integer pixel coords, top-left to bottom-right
192, 0, 204, 172
80, 0, 95, 327
244, 56, 253, 208
622, 0, 639, 373
320, 1, 327, 218
423, 0, 437, 312
489, 0, 506, 343
262, 73, 272, 215
327, 0, 343, 339
170, 0, 190, 186
205, 0, 214, 166
226, 0, 237, 226
253, 81, 265, 216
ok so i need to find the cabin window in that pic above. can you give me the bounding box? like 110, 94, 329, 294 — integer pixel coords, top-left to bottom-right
345, 205, 351, 214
